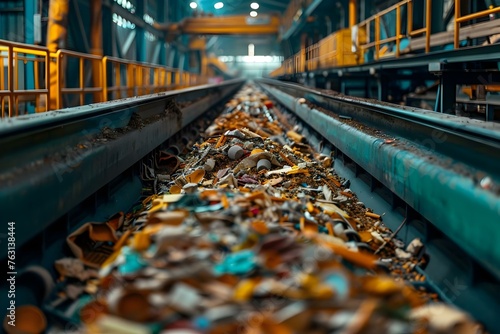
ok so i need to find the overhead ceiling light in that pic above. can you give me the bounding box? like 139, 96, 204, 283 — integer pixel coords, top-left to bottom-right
189, 2, 197, 9
250, 11, 258, 17
250, 2, 259, 10
214, 2, 224, 9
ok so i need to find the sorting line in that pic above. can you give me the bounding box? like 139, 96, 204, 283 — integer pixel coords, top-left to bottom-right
257, 78, 500, 183
41, 84, 484, 334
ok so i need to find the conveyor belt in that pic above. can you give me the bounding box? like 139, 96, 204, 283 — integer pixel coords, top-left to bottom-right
257, 79, 500, 278
0, 80, 244, 259
0, 81, 496, 333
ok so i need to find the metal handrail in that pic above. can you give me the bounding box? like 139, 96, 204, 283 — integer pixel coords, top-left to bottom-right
0, 39, 206, 117
357, 0, 432, 60
273, 0, 434, 76
0, 40, 50, 117
51, 49, 104, 109
454, 2, 500, 48
102, 56, 180, 100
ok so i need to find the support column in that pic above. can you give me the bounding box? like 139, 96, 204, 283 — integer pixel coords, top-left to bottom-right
47, 0, 69, 109
90, 0, 103, 103
349, 0, 357, 28
377, 74, 388, 101
440, 74, 456, 114
135, 0, 146, 62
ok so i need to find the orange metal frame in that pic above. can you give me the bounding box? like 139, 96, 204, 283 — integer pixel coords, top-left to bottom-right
51, 49, 104, 109
454, 1, 500, 48
357, 0, 432, 60
0, 40, 50, 117
102, 56, 182, 101
273, 0, 442, 77
0, 39, 206, 117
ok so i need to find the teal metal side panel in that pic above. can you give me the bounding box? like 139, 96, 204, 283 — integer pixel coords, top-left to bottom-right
266, 86, 500, 278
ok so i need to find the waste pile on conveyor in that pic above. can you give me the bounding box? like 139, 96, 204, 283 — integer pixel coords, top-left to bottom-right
28, 85, 483, 334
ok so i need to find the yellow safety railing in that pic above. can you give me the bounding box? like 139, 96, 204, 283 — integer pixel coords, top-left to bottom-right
306, 43, 319, 71
272, 0, 500, 78
294, 50, 305, 74
102, 56, 179, 101
284, 58, 294, 75
305, 28, 361, 71
191, 73, 207, 86
0, 40, 50, 117
0, 39, 208, 117
357, 0, 431, 60
51, 49, 104, 109
454, 1, 500, 48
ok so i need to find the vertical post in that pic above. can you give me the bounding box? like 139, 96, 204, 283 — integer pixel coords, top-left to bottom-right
45, 50, 50, 111
407, 1, 413, 34
375, 16, 380, 60
116, 63, 121, 99
175, 71, 181, 87
167, 70, 172, 89
1, 52, 5, 117
349, 0, 357, 28
425, 0, 432, 53
102, 57, 107, 101
138, 67, 143, 96
56, 52, 62, 109
440, 74, 456, 114
454, 0, 460, 48
154, 68, 159, 93
79, 57, 84, 105
396, 5, 401, 57
8, 47, 14, 116
127, 64, 134, 97
90, 0, 103, 103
